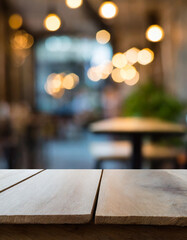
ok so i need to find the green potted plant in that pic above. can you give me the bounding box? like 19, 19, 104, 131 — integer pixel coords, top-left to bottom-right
122, 80, 184, 122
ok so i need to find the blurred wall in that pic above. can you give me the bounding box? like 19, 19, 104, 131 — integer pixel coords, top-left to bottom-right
0, 3, 35, 106
0, 5, 6, 101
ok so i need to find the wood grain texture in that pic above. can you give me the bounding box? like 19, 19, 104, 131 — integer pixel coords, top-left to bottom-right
96, 170, 187, 226
0, 170, 102, 224
0, 224, 186, 240
0, 170, 43, 193
90, 117, 186, 134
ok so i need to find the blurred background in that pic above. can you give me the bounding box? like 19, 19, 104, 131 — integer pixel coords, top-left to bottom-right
0, 0, 187, 169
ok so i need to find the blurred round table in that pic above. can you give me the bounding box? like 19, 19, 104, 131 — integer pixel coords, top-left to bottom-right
90, 117, 187, 169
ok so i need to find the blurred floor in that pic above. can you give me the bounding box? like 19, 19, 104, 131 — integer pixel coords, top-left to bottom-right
0, 132, 129, 169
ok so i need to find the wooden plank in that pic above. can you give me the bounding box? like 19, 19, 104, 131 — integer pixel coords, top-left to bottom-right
90, 117, 186, 134
96, 170, 187, 226
0, 170, 102, 224
0, 170, 43, 193
0, 224, 186, 240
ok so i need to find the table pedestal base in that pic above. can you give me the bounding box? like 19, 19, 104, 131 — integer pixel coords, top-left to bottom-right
132, 134, 142, 169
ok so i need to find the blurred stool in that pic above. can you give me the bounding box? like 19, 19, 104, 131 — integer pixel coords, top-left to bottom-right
90, 141, 131, 168
90, 141, 183, 169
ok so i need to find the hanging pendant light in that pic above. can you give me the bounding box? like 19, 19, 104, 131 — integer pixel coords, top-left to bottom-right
65, 0, 83, 9
44, 2, 61, 32
44, 13, 61, 31
99, 1, 118, 19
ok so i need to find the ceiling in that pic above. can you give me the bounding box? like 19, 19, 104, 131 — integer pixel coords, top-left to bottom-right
5, 0, 187, 51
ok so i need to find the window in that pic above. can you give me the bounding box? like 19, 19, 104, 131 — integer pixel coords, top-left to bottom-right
35, 36, 112, 115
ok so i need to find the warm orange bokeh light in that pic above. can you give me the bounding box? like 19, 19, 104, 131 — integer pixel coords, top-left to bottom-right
96, 30, 111, 44
63, 74, 76, 90
87, 67, 101, 82
45, 74, 64, 98
111, 68, 124, 83
138, 48, 154, 65
124, 71, 140, 86
112, 53, 127, 68
44, 14, 61, 31
65, 0, 83, 9
125, 47, 140, 65
9, 14, 23, 30
120, 65, 137, 80
99, 1, 118, 19
146, 25, 164, 42
11, 30, 34, 50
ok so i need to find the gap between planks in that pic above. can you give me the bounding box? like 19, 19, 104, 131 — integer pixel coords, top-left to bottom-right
89, 169, 104, 223
0, 169, 45, 194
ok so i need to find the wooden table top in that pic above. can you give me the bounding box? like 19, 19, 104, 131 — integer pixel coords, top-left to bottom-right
96, 170, 187, 226
0, 170, 102, 224
0, 169, 187, 226
90, 117, 187, 134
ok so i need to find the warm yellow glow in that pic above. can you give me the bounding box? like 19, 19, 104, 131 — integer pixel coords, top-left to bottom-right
101, 61, 113, 75
44, 14, 61, 31
96, 61, 113, 79
88, 62, 113, 81
125, 47, 139, 65
9, 14, 23, 30
120, 64, 137, 80
46, 73, 64, 94
96, 30, 111, 44
65, 0, 83, 9
45, 73, 65, 98
70, 73, 79, 85
111, 68, 124, 83
138, 48, 154, 65
124, 71, 139, 86
112, 53, 127, 68
87, 67, 101, 81
52, 88, 65, 98
45, 72, 78, 97
99, 1, 118, 19
63, 74, 76, 90
11, 30, 34, 50
146, 25, 164, 42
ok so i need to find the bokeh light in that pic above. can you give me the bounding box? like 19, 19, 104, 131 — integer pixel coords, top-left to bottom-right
45, 72, 79, 98
52, 88, 65, 98
111, 68, 124, 83
44, 13, 61, 31
100, 61, 113, 76
87, 67, 101, 82
112, 53, 127, 68
125, 47, 139, 65
124, 71, 140, 86
65, 0, 83, 9
9, 14, 23, 30
11, 30, 34, 50
138, 48, 154, 65
96, 30, 111, 44
120, 64, 137, 80
45, 74, 64, 98
99, 1, 118, 19
45, 73, 63, 95
146, 24, 164, 42
63, 74, 76, 90
70, 73, 79, 85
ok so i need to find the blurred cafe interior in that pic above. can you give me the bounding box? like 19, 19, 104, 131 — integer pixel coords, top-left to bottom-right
0, 0, 187, 169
